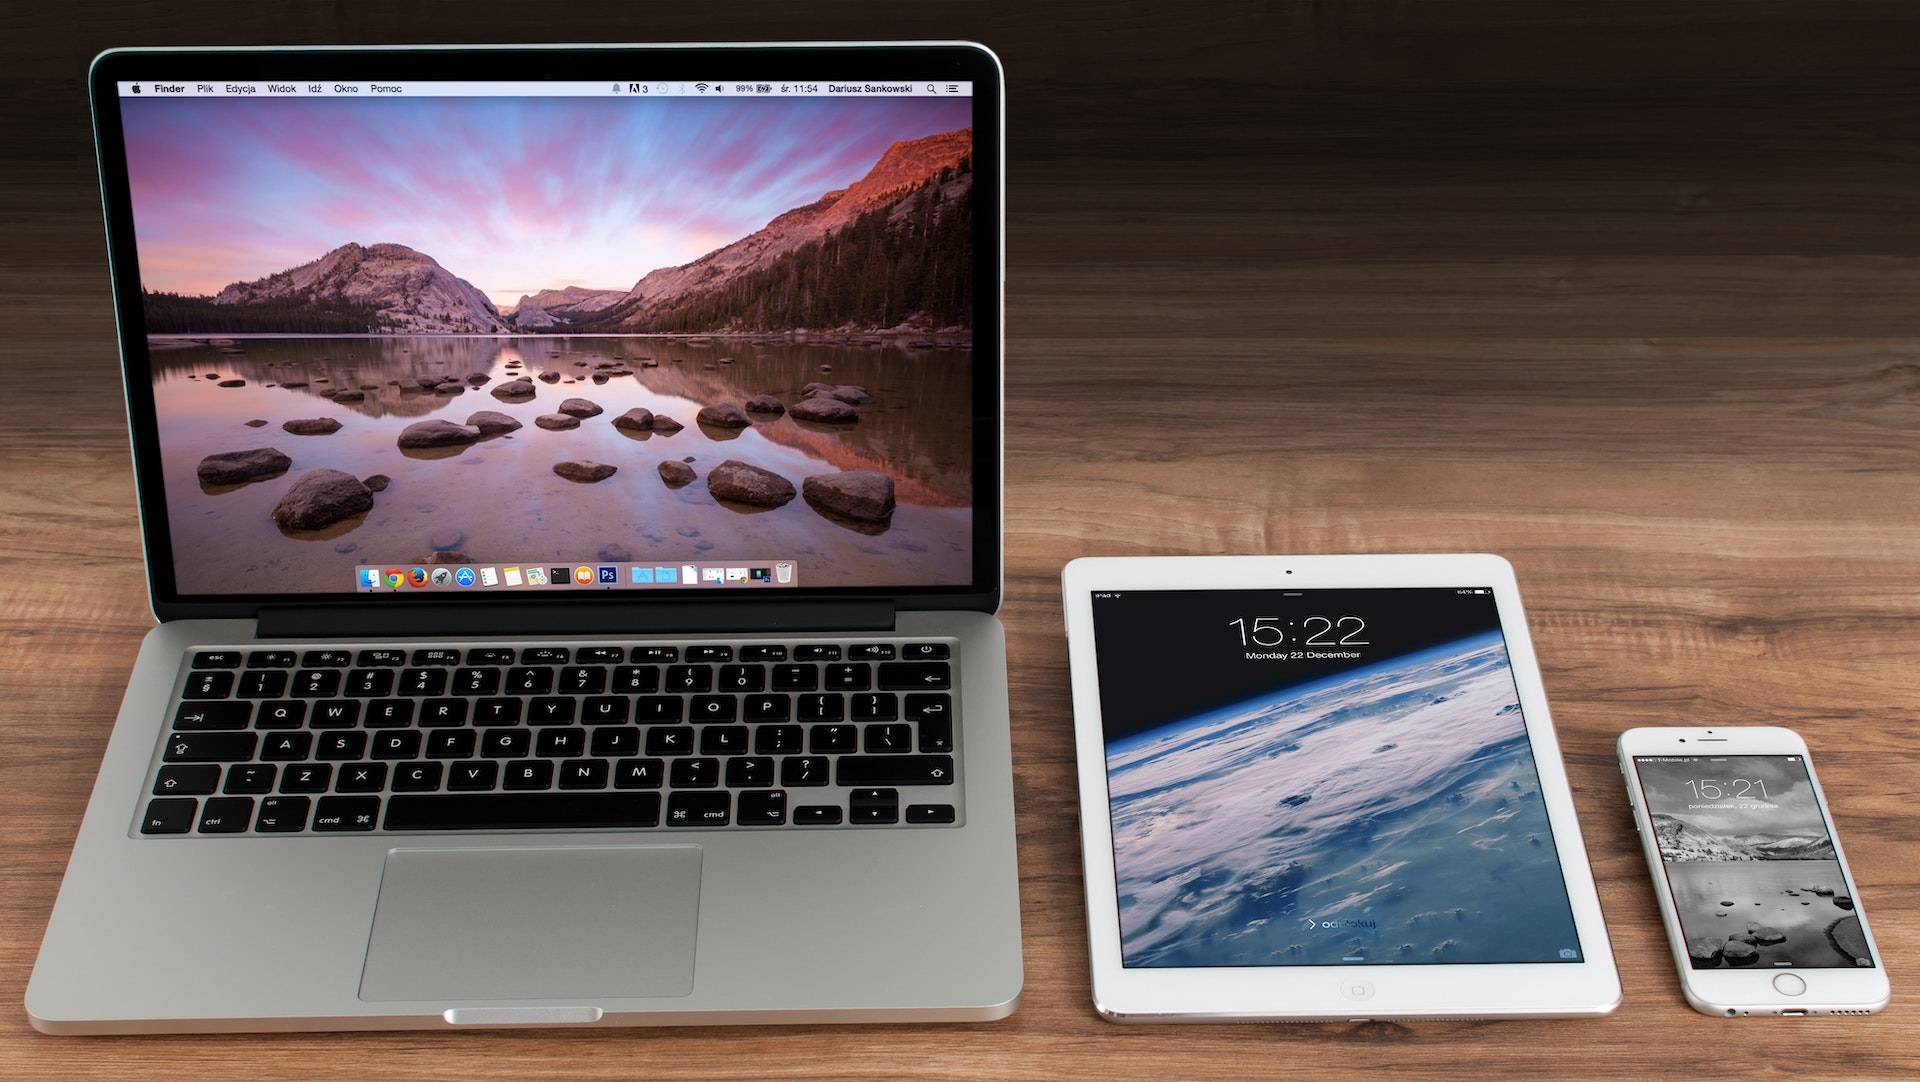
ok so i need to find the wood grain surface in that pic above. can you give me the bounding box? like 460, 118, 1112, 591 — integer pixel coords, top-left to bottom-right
3, 2, 1917, 1077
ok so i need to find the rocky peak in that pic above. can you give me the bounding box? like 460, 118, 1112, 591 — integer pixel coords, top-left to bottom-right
212, 242, 509, 334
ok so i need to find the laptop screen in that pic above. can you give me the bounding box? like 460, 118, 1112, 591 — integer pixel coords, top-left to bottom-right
94, 48, 998, 609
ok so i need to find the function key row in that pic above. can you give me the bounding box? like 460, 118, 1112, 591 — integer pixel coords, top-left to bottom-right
193, 643, 951, 672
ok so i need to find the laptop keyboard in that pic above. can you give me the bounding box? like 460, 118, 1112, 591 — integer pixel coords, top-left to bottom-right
138, 639, 960, 836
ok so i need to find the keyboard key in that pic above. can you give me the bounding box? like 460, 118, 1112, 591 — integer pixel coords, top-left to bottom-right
236, 671, 289, 699
634, 696, 683, 722
295, 671, 347, 699
611, 665, 660, 693
447, 761, 500, 791
557, 758, 610, 790
725, 756, 775, 787
794, 645, 841, 661
503, 760, 555, 790
357, 649, 407, 667
837, 755, 956, 787
740, 645, 787, 661
582, 696, 631, 724
590, 727, 641, 757
191, 650, 243, 669
665, 664, 712, 692
520, 647, 570, 665
848, 644, 895, 660
399, 668, 449, 696
410, 648, 461, 666
903, 643, 951, 660
391, 761, 444, 791
315, 732, 369, 760
575, 646, 625, 664
701, 726, 749, 755
666, 791, 730, 826
850, 788, 900, 824
669, 757, 719, 788
506, 667, 554, 694
686, 645, 732, 662
737, 789, 787, 825
483, 730, 532, 758
247, 650, 297, 668
755, 725, 803, 754
163, 732, 258, 762
365, 699, 414, 727
223, 764, 277, 794
473, 698, 522, 725
255, 700, 307, 729
302, 650, 352, 668
260, 732, 313, 760
307, 700, 360, 728
689, 695, 737, 723
629, 646, 678, 663
465, 647, 516, 665
878, 662, 951, 691
454, 668, 502, 695
810, 724, 857, 753
255, 795, 311, 832
794, 805, 842, 825
797, 694, 843, 721
198, 796, 254, 833
824, 664, 870, 690
336, 762, 388, 793
372, 731, 423, 759
182, 671, 235, 699
173, 701, 250, 730
613, 758, 664, 788
559, 666, 607, 694
906, 804, 957, 825
535, 728, 586, 757
420, 698, 469, 727
743, 694, 790, 722
313, 795, 381, 831
528, 697, 578, 725
906, 694, 954, 752
385, 792, 662, 830
427, 730, 478, 759
780, 756, 830, 786
279, 763, 333, 793
717, 664, 764, 691
851, 693, 898, 721
771, 664, 819, 691
153, 764, 220, 796
646, 727, 694, 756
864, 724, 913, 753
141, 797, 198, 834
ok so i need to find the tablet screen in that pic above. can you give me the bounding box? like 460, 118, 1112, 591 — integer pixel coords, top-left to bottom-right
1090, 586, 1584, 969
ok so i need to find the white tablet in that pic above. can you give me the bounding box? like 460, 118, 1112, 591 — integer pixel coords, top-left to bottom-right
1062, 554, 1620, 1021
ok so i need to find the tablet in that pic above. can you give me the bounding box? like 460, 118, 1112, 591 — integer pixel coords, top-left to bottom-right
1062, 554, 1620, 1021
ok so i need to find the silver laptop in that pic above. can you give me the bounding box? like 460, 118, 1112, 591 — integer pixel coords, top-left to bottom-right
30, 42, 1018, 1033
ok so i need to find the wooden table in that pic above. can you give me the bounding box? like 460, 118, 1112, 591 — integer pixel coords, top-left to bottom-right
3, 3, 1915, 1077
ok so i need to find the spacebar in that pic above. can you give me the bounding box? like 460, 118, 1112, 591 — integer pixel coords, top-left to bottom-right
384, 793, 662, 830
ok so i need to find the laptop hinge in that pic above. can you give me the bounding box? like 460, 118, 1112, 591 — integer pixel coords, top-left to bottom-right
254, 601, 897, 640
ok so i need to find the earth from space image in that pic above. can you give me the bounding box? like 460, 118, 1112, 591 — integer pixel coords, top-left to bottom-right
1105, 634, 1585, 968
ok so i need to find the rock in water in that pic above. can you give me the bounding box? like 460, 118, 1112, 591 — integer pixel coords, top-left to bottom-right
826, 384, 872, 404
697, 402, 752, 428
535, 413, 581, 431
537, 371, 562, 383
708, 460, 796, 507
553, 460, 617, 483
397, 420, 483, 447
1686, 937, 1724, 966
651, 415, 685, 433
466, 371, 491, 384
465, 410, 522, 435
559, 397, 604, 418
612, 407, 655, 432
1721, 940, 1759, 966
743, 394, 786, 415
490, 377, 537, 400
216, 378, 247, 388
196, 447, 292, 485
658, 460, 696, 487
271, 469, 373, 530
363, 474, 391, 492
788, 396, 859, 424
281, 417, 343, 435
243, 418, 268, 428
803, 471, 896, 522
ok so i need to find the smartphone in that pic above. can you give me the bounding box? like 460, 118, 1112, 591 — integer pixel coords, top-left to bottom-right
1617, 727, 1889, 1016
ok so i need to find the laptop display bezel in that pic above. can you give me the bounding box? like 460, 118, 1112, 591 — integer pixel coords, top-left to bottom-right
89, 43, 1004, 622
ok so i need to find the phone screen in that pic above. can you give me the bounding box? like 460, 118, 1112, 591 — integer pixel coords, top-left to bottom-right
1632, 755, 1876, 970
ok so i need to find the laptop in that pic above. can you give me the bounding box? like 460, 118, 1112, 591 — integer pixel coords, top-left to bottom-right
29, 42, 1018, 1033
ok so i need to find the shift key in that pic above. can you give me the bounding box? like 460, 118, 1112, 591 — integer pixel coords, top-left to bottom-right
162, 732, 258, 762
835, 755, 955, 786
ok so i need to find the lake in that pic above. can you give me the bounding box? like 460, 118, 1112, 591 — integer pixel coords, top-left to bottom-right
149, 335, 974, 595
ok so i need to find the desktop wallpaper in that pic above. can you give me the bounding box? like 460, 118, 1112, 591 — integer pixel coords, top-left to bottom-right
118, 91, 978, 595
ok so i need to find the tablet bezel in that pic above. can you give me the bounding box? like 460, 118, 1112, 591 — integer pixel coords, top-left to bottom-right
1061, 553, 1620, 1021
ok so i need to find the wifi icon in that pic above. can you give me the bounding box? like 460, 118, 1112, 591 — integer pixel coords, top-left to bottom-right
695, 82, 709, 93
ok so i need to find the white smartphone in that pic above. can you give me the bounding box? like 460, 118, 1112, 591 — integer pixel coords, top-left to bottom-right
1617, 727, 1889, 1017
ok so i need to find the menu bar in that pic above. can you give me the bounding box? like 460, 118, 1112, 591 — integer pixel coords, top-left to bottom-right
119, 80, 972, 99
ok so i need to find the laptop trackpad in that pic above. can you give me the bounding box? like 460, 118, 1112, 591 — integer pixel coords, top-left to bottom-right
359, 846, 702, 1002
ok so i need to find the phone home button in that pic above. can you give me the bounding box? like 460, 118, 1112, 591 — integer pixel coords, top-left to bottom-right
1341, 979, 1375, 1001
1772, 973, 1807, 997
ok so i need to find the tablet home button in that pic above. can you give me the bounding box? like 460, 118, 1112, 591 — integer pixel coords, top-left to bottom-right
1341, 979, 1375, 1001
1772, 973, 1807, 996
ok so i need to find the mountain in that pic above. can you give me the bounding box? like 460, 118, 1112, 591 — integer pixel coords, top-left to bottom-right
507, 286, 628, 318
212, 242, 510, 334
598, 127, 974, 331
1650, 813, 1836, 862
